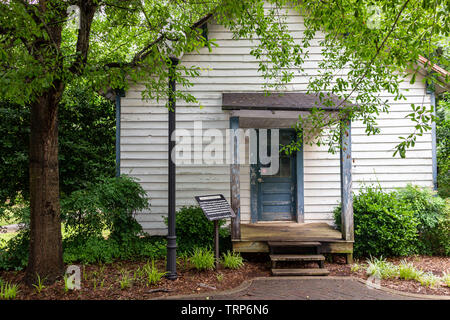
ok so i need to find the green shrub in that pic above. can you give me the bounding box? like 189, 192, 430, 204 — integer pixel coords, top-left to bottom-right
0, 229, 29, 270
397, 185, 449, 255
63, 236, 166, 265
221, 251, 244, 269
63, 236, 119, 264
167, 206, 229, 253
190, 247, 215, 271
61, 176, 149, 243
334, 185, 419, 257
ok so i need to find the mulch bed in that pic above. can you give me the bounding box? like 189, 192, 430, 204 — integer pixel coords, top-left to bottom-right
0, 260, 270, 300
326, 255, 450, 296
1, 255, 448, 299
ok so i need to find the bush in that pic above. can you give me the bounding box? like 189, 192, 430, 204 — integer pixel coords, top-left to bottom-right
167, 206, 230, 253
61, 176, 149, 243
397, 185, 449, 255
334, 185, 419, 257
0, 229, 29, 270
62, 236, 166, 265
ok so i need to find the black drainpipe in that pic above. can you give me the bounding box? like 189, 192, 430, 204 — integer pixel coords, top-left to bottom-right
166, 57, 179, 280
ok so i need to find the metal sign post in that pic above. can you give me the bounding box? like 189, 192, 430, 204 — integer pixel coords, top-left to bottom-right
195, 194, 235, 268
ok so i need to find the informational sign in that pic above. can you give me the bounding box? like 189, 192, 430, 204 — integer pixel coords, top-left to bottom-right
194, 194, 236, 221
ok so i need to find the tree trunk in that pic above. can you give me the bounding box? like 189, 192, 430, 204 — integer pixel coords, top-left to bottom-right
25, 83, 65, 285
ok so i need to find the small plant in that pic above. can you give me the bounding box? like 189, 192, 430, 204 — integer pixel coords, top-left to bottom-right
63, 274, 70, 293
82, 265, 88, 281
398, 260, 423, 281
144, 260, 166, 286
190, 247, 215, 271
32, 274, 46, 294
178, 251, 190, 269
442, 272, 450, 287
221, 251, 244, 269
0, 279, 19, 300
216, 273, 224, 282
92, 278, 98, 291
119, 271, 132, 290
350, 263, 361, 272
418, 272, 441, 288
365, 257, 398, 280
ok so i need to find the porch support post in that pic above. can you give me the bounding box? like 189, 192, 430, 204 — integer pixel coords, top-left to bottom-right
230, 116, 241, 240
340, 118, 354, 244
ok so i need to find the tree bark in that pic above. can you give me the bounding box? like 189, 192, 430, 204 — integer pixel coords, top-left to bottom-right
25, 82, 65, 285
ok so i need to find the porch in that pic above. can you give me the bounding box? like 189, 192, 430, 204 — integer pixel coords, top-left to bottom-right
224, 92, 355, 263
232, 222, 353, 262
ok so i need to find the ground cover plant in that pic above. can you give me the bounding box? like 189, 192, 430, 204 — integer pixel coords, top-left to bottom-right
222, 251, 244, 269
0, 259, 269, 300
190, 248, 216, 271
360, 257, 448, 289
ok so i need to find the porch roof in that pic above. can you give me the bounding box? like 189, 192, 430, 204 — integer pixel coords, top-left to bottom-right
222, 92, 354, 111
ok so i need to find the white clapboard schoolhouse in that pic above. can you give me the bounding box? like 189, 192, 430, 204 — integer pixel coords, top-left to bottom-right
117, 5, 449, 270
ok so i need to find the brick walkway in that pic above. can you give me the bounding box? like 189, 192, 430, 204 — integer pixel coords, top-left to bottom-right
179, 277, 421, 300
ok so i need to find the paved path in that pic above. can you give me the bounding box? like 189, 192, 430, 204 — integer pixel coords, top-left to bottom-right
173, 277, 426, 300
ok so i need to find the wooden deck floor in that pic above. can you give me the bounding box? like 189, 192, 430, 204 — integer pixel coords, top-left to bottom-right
240, 222, 343, 242
233, 222, 353, 255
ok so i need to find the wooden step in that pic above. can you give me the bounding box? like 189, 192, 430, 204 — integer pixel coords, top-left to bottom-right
268, 241, 321, 248
272, 268, 330, 276
270, 254, 325, 262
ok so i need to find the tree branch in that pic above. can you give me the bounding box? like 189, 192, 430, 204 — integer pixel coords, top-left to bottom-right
334, 0, 411, 109
69, 0, 98, 75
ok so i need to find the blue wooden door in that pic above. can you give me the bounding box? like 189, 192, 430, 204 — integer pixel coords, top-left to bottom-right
256, 130, 296, 221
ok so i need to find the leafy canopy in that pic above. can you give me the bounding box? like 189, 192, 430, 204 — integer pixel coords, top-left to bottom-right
0, 0, 448, 156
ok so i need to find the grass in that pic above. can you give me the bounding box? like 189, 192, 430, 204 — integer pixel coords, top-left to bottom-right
118, 271, 132, 290
142, 260, 166, 286
0, 278, 19, 300
221, 251, 244, 269
190, 247, 215, 271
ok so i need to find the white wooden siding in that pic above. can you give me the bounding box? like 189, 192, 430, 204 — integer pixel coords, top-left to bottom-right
121, 8, 433, 234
